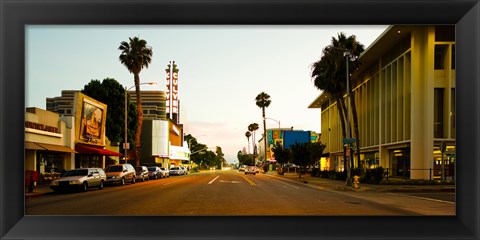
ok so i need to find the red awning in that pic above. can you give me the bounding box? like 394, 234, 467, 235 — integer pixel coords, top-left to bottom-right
75, 145, 123, 157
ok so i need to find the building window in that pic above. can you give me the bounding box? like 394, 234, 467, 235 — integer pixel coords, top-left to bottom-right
434, 88, 444, 138
451, 88, 455, 138
434, 45, 448, 70
451, 45, 455, 70
391, 148, 410, 178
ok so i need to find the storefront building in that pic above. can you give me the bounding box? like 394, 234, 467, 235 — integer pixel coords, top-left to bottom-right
308, 25, 456, 180
140, 118, 189, 168
25, 108, 77, 183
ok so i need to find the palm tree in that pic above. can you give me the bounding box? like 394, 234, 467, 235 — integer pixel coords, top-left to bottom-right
248, 123, 259, 164
331, 33, 365, 169
118, 36, 153, 167
255, 92, 271, 163
245, 131, 252, 154
310, 33, 364, 184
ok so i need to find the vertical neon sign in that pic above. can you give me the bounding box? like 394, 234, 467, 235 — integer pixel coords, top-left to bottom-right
165, 61, 179, 122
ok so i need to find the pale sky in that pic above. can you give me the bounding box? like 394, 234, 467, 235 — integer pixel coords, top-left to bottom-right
26, 25, 388, 163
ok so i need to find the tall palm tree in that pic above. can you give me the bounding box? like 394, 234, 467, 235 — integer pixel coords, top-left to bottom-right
118, 36, 153, 167
255, 92, 271, 163
245, 131, 252, 154
310, 33, 364, 184
248, 123, 259, 164
331, 33, 365, 169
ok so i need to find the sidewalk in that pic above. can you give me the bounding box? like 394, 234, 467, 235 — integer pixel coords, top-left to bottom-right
25, 183, 54, 199
265, 171, 455, 193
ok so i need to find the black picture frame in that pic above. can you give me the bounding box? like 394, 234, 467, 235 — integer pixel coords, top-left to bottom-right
1, 0, 479, 239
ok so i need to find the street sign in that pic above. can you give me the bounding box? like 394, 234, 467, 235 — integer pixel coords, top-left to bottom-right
342, 138, 357, 144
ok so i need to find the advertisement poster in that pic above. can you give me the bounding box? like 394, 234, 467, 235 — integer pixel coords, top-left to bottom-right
74, 92, 107, 146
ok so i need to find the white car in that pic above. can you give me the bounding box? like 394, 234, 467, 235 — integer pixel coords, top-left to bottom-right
50, 168, 106, 192
159, 167, 170, 178
245, 166, 257, 175
169, 166, 184, 176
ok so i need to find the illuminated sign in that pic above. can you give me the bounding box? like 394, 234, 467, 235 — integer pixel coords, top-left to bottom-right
165, 61, 180, 120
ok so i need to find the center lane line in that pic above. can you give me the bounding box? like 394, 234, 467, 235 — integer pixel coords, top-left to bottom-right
208, 175, 220, 184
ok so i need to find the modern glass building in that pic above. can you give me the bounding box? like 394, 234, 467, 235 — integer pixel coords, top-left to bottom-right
309, 25, 456, 180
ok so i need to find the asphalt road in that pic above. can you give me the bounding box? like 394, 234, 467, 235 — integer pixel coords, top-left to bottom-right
25, 170, 455, 216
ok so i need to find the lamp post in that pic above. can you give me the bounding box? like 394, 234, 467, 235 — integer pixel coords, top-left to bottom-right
264, 117, 281, 160
124, 82, 156, 163
344, 50, 354, 186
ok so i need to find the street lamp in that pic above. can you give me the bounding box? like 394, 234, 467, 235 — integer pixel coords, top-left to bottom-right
344, 50, 355, 186
124, 82, 157, 162
264, 117, 281, 161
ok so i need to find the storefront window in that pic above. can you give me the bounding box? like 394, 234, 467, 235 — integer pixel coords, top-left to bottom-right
76, 155, 102, 168
433, 143, 455, 180
37, 152, 64, 174
390, 148, 410, 178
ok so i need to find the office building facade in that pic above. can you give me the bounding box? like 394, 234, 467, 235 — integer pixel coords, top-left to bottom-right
309, 25, 456, 180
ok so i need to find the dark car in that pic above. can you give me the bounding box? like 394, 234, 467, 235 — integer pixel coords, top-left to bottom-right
135, 166, 149, 182
147, 166, 162, 180
104, 164, 136, 186
50, 168, 106, 192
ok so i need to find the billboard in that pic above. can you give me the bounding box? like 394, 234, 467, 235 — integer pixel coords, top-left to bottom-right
74, 92, 107, 146
283, 131, 311, 149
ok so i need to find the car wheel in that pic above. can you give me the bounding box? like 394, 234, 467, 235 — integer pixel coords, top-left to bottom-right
120, 178, 126, 186
99, 180, 104, 190
154, 175, 158, 180
141, 176, 145, 182
82, 182, 88, 192
132, 177, 136, 184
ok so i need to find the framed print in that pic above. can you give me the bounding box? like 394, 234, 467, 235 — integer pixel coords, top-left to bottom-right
1, 0, 479, 239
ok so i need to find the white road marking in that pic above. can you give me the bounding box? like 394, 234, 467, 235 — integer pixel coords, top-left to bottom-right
219, 180, 241, 184
387, 193, 455, 204
208, 175, 220, 185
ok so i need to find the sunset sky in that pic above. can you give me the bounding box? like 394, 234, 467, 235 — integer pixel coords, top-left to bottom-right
26, 25, 388, 163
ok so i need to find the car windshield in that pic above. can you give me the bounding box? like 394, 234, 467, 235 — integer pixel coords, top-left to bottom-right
63, 169, 88, 177
171, 167, 179, 170
105, 166, 123, 172
160, 168, 166, 170
135, 167, 144, 171
147, 167, 156, 171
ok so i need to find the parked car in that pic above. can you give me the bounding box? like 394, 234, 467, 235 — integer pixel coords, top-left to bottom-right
180, 166, 188, 175
147, 166, 163, 180
104, 164, 136, 186
245, 166, 257, 175
135, 166, 149, 182
159, 167, 170, 178
50, 168, 106, 192
238, 165, 247, 171
169, 166, 184, 176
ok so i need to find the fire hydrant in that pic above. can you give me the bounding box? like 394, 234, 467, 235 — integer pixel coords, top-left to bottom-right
353, 175, 360, 189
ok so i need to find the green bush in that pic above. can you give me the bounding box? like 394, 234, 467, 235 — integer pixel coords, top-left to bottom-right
311, 168, 320, 177
360, 167, 384, 184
